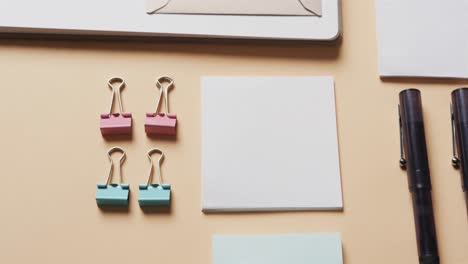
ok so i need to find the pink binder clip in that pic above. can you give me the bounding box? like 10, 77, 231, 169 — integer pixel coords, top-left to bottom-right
145, 77, 177, 136
100, 77, 132, 136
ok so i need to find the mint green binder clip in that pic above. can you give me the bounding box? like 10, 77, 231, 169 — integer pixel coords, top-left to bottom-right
138, 148, 171, 207
96, 147, 129, 206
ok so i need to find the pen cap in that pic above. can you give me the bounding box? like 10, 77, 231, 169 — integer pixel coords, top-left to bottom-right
399, 89, 431, 190
400, 89, 424, 123
451, 87, 468, 191
452, 88, 468, 123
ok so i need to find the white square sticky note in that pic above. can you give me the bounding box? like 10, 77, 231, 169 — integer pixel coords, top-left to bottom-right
201, 76, 342, 212
376, 0, 468, 78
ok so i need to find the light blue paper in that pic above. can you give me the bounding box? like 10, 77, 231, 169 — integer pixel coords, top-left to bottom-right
213, 233, 342, 264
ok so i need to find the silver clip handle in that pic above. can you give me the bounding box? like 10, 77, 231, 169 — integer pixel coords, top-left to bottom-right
154, 77, 175, 115
146, 148, 165, 186
105, 147, 126, 185
107, 77, 126, 116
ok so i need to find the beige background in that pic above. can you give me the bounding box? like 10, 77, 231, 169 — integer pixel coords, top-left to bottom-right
0, 1, 467, 263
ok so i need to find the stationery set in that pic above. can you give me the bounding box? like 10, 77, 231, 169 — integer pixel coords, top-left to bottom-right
2, 0, 467, 263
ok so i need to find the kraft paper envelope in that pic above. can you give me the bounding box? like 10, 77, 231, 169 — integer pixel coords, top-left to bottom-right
147, 0, 322, 16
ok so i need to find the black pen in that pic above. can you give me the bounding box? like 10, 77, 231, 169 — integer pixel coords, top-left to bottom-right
450, 87, 468, 206
399, 89, 440, 264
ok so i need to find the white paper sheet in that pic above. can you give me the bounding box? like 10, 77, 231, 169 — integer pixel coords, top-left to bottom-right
375, 0, 468, 78
201, 76, 342, 212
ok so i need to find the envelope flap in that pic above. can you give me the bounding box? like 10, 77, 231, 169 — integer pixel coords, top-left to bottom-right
147, 0, 170, 14
147, 0, 322, 16
299, 0, 322, 16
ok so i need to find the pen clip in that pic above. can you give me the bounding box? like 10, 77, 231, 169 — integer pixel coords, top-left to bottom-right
451, 104, 460, 168
398, 105, 407, 169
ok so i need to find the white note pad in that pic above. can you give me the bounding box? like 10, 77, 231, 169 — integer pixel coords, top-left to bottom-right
201, 76, 342, 212
375, 0, 468, 78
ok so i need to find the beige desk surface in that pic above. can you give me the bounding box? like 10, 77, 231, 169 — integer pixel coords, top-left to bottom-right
1, 1, 467, 264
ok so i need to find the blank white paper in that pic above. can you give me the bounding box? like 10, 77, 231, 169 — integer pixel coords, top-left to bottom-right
201, 76, 342, 212
375, 0, 468, 78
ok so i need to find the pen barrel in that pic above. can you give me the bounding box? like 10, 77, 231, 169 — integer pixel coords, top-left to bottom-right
399, 89, 439, 264
412, 189, 439, 264
451, 87, 468, 192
